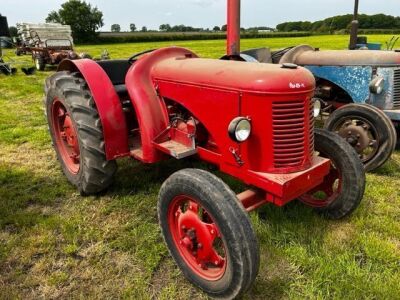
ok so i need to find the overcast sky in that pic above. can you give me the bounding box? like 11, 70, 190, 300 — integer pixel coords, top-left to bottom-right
1, 0, 399, 31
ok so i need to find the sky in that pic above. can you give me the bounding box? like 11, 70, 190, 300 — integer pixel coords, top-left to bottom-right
1, 0, 399, 31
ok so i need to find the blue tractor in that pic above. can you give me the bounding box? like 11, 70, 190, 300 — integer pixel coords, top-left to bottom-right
239, 0, 398, 172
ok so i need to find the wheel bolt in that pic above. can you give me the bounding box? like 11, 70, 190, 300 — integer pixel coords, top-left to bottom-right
210, 229, 215, 235
198, 243, 203, 249
215, 260, 219, 265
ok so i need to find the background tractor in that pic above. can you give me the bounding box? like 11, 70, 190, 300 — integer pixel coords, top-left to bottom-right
15, 23, 90, 71
240, 0, 399, 172
44, 0, 366, 297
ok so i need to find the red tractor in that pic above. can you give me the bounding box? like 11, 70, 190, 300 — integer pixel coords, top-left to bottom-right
44, 0, 365, 297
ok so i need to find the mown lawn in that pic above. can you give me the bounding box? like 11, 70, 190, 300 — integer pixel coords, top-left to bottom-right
0, 35, 399, 299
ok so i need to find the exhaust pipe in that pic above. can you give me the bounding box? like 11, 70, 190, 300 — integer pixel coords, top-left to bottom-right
227, 0, 241, 56
349, 0, 359, 50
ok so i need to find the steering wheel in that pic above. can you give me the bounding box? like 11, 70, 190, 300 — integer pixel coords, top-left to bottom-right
128, 49, 156, 64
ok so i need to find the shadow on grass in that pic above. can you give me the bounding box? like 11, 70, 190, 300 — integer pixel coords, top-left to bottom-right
0, 163, 70, 232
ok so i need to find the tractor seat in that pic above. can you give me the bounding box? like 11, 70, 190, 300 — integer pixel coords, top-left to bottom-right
241, 48, 272, 63
97, 59, 131, 97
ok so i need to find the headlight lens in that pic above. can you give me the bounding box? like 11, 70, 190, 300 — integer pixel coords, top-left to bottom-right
228, 117, 252, 143
369, 76, 385, 94
313, 99, 322, 118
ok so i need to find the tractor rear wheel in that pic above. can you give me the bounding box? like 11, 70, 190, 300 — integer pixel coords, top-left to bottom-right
45, 71, 117, 195
324, 104, 396, 172
158, 169, 259, 299
299, 129, 365, 219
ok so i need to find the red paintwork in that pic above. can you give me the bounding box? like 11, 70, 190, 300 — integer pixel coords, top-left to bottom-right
227, 0, 241, 56
58, 59, 130, 160
51, 98, 80, 174
149, 53, 329, 204
125, 47, 198, 163
168, 195, 226, 280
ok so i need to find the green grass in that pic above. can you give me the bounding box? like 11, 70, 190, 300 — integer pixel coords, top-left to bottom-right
1, 35, 399, 299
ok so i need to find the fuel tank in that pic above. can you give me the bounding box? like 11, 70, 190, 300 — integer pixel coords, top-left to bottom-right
151, 57, 315, 94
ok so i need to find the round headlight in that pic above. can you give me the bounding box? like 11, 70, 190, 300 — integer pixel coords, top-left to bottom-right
369, 76, 385, 94
313, 99, 322, 118
228, 117, 252, 143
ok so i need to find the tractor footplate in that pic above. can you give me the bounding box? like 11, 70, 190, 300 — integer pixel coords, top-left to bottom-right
154, 140, 197, 159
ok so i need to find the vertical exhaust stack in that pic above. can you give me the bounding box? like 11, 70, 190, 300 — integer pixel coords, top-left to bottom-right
349, 0, 360, 50
227, 0, 241, 57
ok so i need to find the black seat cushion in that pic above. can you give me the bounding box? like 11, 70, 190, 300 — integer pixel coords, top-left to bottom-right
97, 59, 131, 85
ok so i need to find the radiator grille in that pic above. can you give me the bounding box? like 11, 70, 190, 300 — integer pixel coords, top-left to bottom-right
272, 100, 311, 168
394, 69, 400, 109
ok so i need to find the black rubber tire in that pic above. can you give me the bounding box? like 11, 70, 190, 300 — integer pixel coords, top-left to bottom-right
35, 55, 45, 71
301, 129, 366, 219
45, 71, 117, 195
359, 104, 397, 154
324, 103, 396, 172
158, 169, 259, 299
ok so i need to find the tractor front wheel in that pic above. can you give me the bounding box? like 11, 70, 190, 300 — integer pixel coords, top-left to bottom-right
299, 129, 365, 219
324, 104, 396, 172
45, 71, 117, 195
158, 169, 259, 299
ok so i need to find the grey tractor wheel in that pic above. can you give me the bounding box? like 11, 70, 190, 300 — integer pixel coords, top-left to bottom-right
158, 168, 259, 299
324, 104, 396, 172
45, 71, 117, 195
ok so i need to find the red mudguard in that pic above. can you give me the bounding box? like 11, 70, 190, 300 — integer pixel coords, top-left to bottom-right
58, 59, 130, 160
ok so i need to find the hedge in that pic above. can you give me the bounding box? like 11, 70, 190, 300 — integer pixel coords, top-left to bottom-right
88, 31, 312, 44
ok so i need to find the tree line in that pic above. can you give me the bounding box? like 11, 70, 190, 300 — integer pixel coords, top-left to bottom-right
277, 14, 400, 33
8, 0, 400, 43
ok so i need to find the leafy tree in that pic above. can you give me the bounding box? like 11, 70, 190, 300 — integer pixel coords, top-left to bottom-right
276, 13, 400, 33
221, 24, 227, 31
213, 26, 220, 31
9, 26, 18, 37
159, 24, 171, 32
46, 0, 104, 43
111, 24, 121, 32
141, 26, 147, 32
130, 23, 136, 32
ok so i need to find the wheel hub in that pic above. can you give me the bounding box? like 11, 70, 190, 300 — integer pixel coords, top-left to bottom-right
169, 196, 226, 280
52, 99, 80, 174
336, 119, 378, 161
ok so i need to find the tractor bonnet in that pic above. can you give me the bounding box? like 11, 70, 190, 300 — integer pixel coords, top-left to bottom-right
282, 46, 400, 67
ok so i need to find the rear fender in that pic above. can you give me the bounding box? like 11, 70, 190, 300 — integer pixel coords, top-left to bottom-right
58, 59, 130, 160
125, 47, 198, 163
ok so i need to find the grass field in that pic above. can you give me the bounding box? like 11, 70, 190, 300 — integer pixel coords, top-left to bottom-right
1, 35, 399, 299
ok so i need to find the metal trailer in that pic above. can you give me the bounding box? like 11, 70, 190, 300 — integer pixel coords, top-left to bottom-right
43, 0, 366, 297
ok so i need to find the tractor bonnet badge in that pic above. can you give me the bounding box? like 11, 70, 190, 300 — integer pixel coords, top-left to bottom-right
289, 82, 306, 89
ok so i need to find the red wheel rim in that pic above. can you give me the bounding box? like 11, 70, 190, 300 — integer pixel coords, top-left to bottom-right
51, 98, 80, 174
299, 160, 342, 208
168, 195, 227, 281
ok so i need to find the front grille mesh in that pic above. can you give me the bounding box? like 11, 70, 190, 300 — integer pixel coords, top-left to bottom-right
394, 69, 400, 109
272, 99, 312, 168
